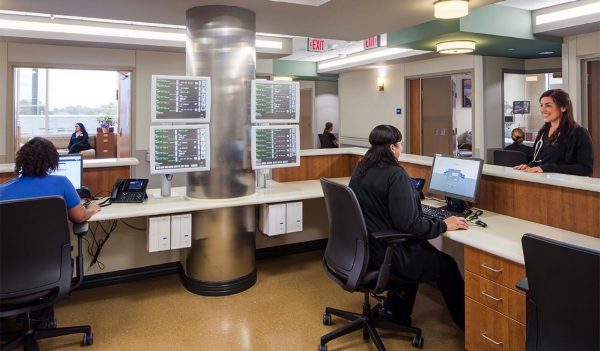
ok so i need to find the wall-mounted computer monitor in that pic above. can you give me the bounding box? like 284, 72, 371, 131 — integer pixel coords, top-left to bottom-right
151, 75, 211, 123
251, 125, 300, 170
513, 100, 530, 114
50, 154, 83, 189
251, 80, 300, 123
150, 125, 210, 174
428, 155, 484, 204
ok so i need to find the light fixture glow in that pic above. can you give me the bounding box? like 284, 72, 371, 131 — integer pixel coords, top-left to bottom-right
274, 76, 293, 81
256, 39, 283, 49
436, 41, 475, 54
434, 0, 469, 19
525, 76, 538, 82
377, 76, 385, 91
318, 48, 411, 70
536, 2, 600, 25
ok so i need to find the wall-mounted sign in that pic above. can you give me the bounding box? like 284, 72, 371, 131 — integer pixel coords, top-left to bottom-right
364, 35, 380, 50
307, 37, 326, 52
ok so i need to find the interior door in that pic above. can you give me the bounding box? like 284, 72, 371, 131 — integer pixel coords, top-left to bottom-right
117, 71, 132, 158
588, 61, 600, 178
408, 79, 422, 155
421, 76, 453, 156
300, 88, 313, 149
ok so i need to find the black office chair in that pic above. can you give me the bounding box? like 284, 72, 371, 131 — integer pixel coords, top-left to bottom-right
516, 233, 599, 351
318, 134, 336, 149
0, 196, 93, 350
493, 149, 527, 167
318, 178, 423, 351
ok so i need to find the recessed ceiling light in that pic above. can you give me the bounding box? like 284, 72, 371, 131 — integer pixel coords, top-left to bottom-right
507, 48, 515, 51
539, 51, 554, 55
434, 0, 469, 19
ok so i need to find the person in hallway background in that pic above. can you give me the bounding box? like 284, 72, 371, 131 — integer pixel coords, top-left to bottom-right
514, 89, 593, 176
505, 128, 533, 163
68, 122, 91, 154
349, 124, 467, 330
323, 122, 339, 148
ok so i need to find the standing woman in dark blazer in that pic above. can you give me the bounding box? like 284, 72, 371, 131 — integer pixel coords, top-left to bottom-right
514, 89, 594, 176
349, 125, 468, 329
68, 122, 91, 154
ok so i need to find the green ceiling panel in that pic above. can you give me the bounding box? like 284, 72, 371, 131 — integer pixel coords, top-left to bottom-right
387, 19, 460, 48
460, 4, 535, 40
272, 60, 338, 81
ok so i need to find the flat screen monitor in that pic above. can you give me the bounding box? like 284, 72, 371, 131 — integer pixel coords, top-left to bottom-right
150, 125, 210, 174
251, 125, 300, 170
151, 75, 211, 123
513, 100, 530, 114
251, 80, 300, 123
49, 154, 82, 189
428, 155, 484, 203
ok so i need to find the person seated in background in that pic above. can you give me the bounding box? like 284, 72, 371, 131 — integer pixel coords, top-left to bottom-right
505, 128, 533, 163
68, 122, 91, 154
514, 89, 593, 176
349, 124, 467, 330
323, 122, 339, 148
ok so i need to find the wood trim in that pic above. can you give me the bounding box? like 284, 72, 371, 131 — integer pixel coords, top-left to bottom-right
272, 155, 354, 182
588, 61, 600, 178
409, 79, 422, 155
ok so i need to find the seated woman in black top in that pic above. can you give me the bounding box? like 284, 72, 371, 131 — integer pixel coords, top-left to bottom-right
514, 89, 594, 176
349, 124, 468, 329
323, 122, 339, 148
505, 128, 533, 163
68, 122, 91, 154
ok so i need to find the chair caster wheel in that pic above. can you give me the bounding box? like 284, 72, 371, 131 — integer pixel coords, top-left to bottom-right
82, 332, 93, 346
318, 344, 328, 351
322, 313, 332, 326
49, 319, 57, 328
412, 335, 424, 349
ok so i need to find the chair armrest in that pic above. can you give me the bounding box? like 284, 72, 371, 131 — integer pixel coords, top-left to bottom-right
516, 277, 528, 293
371, 230, 415, 243
73, 222, 89, 236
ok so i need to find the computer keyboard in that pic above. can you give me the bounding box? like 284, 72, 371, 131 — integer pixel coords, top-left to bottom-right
421, 204, 465, 220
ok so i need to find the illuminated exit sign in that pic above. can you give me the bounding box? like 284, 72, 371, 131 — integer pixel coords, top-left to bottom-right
364, 35, 380, 50
307, 38, 326, 52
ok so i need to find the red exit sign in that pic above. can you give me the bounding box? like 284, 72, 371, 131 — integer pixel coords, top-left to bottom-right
364, 35, 380, 50
307, 38, 326, 52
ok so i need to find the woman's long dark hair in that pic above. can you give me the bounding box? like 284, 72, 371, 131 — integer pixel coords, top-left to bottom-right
14, 137, 59, 177
357, 125, 402, 180
536, 89, 575, 145
324, 122, 333, 134
76, 122, 88, 136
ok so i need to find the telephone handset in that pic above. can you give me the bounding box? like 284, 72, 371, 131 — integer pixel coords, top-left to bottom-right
110, 179, 149, 203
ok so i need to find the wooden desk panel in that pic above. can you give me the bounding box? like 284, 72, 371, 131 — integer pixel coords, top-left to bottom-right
272, 155, 353, 182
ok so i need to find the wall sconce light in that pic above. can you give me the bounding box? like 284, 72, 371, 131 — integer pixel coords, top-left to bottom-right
434, 0, 469, 19
436, 40, 475, 54
377, 76, 385, 91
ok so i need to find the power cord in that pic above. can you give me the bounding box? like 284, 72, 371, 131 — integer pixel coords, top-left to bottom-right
466, 209, 487, 228
86, 220, 118, 270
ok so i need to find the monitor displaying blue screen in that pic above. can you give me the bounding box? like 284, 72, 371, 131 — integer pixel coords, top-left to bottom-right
428, 155, 483, 202
49, 154, 83, 189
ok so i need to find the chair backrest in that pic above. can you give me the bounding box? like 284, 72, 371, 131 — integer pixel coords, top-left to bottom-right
320, 178, 369, 292
0, 196, 73, 317
318, 134, 335, 148
494, 149, 527, 167
522, 233, 600, 351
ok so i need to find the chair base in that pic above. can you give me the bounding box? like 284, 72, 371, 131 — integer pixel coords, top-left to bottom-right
1, 325, 93, 351
319, 292, 423, 351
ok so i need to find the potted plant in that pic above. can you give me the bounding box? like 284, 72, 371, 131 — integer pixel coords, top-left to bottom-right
97, 116, 114, 133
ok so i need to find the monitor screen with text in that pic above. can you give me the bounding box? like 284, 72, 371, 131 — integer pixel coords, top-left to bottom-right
151, 75, 211, 123
251, 80, 300, 123
251, 125, 300, 170
49, 154, 83, 189
150, 125, 210, 174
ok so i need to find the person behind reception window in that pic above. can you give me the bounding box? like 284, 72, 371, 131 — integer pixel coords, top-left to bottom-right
514, 89, 593, 176
504, 128, 533, 163
323, 122, 339, 148
0, 137, 100, 222
349, 124, 468, 330
68, 122, 92, 154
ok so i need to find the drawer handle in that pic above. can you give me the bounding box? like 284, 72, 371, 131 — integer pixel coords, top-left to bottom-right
481, 333, 503, 345
480, 263, 503, 273
481, 291, 503, 302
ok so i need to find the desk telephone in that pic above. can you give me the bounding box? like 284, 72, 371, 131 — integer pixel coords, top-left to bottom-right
110, 179, 149, 203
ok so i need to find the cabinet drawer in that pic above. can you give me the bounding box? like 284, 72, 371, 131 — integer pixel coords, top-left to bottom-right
465, 271, 525, 324
465, 246, 524, 288
466, 297, 525, 351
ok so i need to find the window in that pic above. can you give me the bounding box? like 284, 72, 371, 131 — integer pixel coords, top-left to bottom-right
15, 67, 118, 139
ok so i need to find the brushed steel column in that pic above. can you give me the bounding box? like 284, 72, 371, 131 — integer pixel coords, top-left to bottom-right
182, 6, 257, 296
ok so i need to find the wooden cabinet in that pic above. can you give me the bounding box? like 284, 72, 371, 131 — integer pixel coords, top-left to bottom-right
95, 132, 115, 158
465, 246, 526, 351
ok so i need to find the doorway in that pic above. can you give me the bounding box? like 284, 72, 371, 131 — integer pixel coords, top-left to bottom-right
586, 60, 600, 178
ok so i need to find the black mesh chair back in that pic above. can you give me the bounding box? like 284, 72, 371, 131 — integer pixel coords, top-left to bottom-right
522, 233, 599, 351
493, 149, 527, 167
320, 178, 369, 292
319, 134, 335, 149
1, 196, 72, 315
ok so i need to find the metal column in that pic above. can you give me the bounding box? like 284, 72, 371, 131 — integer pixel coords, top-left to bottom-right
182, 6, 257, 296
